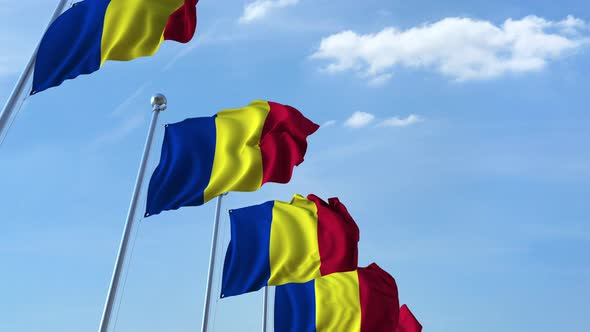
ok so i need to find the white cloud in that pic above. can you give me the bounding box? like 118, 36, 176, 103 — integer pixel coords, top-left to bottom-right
378, 114, 423, 127
311, 15, 589, 83
239, 0, 300, 24
322, 120, 337, 128
344, 111, 375, 128
557, 15, 588, 34
367, 73, 393, 87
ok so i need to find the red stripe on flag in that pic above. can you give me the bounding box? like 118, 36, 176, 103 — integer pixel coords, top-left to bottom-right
359, 263, 400, 332
164, 0, 199, 43
396, 305, 423, 332
308, 194, 359, 276
260, 101, 319, 185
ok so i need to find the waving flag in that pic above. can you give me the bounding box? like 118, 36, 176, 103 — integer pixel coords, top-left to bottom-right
397, 305, 423, 332
32, 0, 199, 93
145, 101, 319, 217
220, 194, 359, 298
274, 263, 408, 332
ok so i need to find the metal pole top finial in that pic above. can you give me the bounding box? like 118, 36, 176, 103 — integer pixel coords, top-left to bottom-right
151, 93, 167, 112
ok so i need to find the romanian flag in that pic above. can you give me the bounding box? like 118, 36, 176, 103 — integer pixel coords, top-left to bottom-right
220, 194, 359, 298
145, 101, 319, 217
275, 263, 422, 332
32, 0, 199, 93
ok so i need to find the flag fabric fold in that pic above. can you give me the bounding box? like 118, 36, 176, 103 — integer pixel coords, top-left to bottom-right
32, 0, 199, 93
274, 263, 404, 332
397, 305, 423, 332
145, 100, 319, 216
220, 194, 359, 298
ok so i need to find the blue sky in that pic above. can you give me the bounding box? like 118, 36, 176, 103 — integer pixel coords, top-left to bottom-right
1, 0, 589, 331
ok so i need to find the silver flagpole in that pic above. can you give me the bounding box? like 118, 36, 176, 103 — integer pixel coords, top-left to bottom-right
201, 194, 226, 332
0, 0, 71, 139
97, 94, 167, 332
262, 287, 269, 332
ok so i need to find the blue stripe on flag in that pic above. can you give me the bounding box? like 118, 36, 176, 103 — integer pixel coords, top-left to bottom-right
275, 281, 316, 332
32, 0, 110, 93
221, 201, 273, 298
145, 116, 217, 216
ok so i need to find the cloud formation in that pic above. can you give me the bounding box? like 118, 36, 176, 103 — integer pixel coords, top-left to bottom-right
378, 114, 423, 127
344, 112, 423, 129
239, 0, 300, 24
322, 120, 337, 128
311, 15, 588, 83
344, 111, 375, 128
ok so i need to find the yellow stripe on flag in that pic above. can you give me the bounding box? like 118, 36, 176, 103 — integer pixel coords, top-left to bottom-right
203, 100, 270, 202
101, 0, 184, 64
315, 271, 362, 332
268, 195, 322, 285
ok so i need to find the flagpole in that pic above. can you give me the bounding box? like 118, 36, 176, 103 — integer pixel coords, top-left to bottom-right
201, 193, 226, 332
262, 287, 269, 332
97, 94, 167, 332
0, 0, 71, 139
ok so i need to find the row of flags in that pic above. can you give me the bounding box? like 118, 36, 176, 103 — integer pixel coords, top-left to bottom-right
142, 100, 422, 331
27, 1, 423, 330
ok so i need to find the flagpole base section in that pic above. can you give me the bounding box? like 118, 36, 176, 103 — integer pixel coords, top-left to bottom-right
262, 286, 269, 332
97, 94, 166, 332
201, 194, 227, 332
